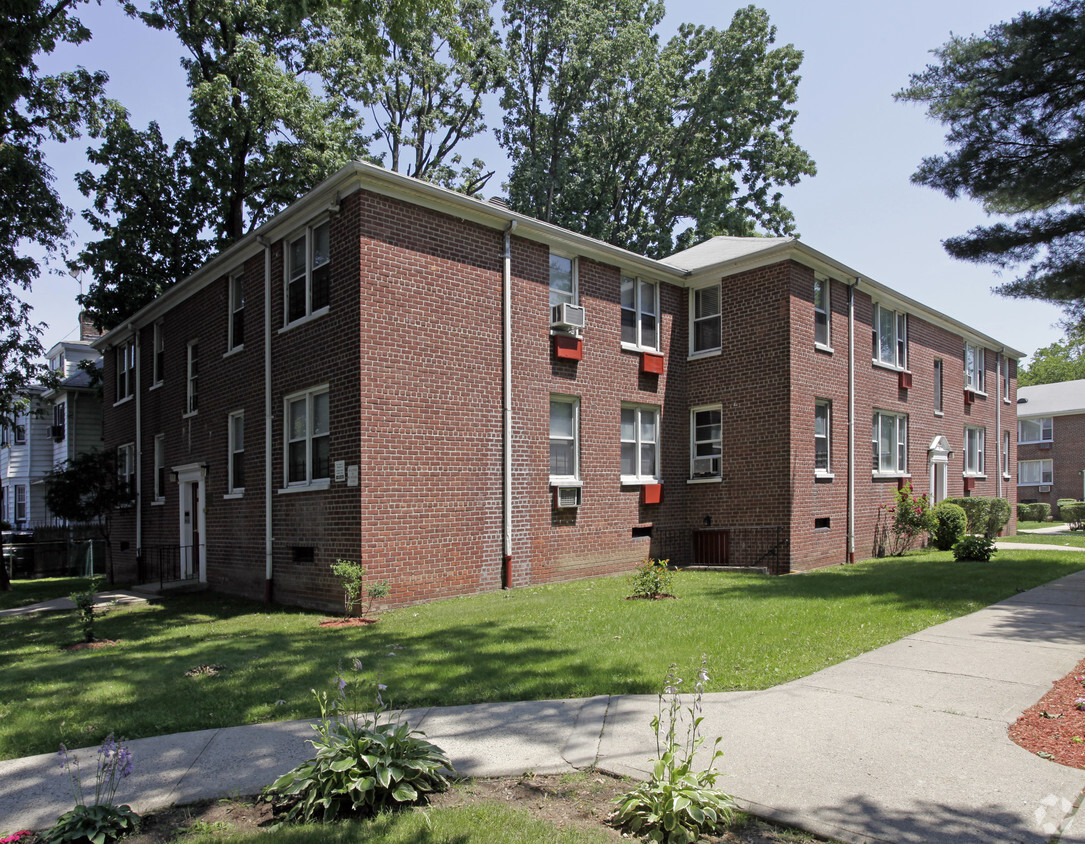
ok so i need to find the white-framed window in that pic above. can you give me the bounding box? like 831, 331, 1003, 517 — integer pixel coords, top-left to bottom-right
285, 386, 329, 487
872, 304, 907, 369
116, 338, 135, 402
964, 426, 985, 476
1018, 417, 1053, 443
229, 410, 245, 493
1002, 430, 1011, 479
814, 276, 830, 348
964, 341, 985, 392
1018, 459, 1052, 486
52, 401, 65, 441
228, 272, 245, 351
1001, 355, 1011, 401
815, 400, 831, 474
872, 410, 907, 475
549, 395, 579, 482
50, 352, 65, 374
185, 341, 198, 415
933, 358, 943, 413
286, 219, 330, 324
14, 485, 26, 524
153, 322, 164, 384
549, 253, 577, 309
690, 405, 722, 479
13, 419, 26, 445
691, 285, 721, 355
153, 434, 165, 501
620, 404, 659, 482
621, 276, 659, 350
117, 442, 135, 502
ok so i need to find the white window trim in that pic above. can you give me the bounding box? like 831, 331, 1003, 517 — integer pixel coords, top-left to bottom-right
814, 275, 832, 352
116, 339, 135, 403
13, 485, 26, 523
548, 253, 579, 310
620, 276, 660, 352
184, 340, 198, 417
549, 394, 580, 485
872, 410, 908, 476
228, 410, 245, 495
815, 399, 832, 477
228, 270, 245, 353
117, 442, 136, 506
964, 341, 986, 393
620, 403, 660, 484
1018, 458, 1053, 486
152, 322, 164, 385
1001, 355, 1011, 403
283, 384, 330, 489
689, 283, 722, 358
1002, 430, 1011, 480
690, 404, 723, 480
872, 303, 907, 370
153, 433, 166, 503
1018, 417, 1053, 444
964, 425, 986, 477
284, 217, 331, 328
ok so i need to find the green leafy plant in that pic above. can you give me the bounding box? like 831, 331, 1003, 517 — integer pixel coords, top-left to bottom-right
70, 576, 103, 643
629, 558, 674, 599
43, 735, 139, 843
931, 502, 968, 551
878, 483, 936, 556
264, 661, 451, 824
610, 658, 734, 843
953, 535, 997, 562
329, 560, 389, 618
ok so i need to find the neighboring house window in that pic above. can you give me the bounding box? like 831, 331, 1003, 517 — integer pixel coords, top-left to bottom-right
285, 386, 330, 486
1002, 430, 1011, 479
964, 426, 985, 476
186, 341, 198, 414
286, 219, 331, 324
153, 322, 164, 384
872, 411, 907, 474
50, 353, 64, 374
229, 411, 245, 493
118, 443, 135, 502
1018, 417, 1053, 443
933, 358, 943, 413
53, 402, 65, 441
691, 285, 721, 354
549, 254, 577, 309
620, 404, 659, 482
116, 338, 135, 401
154, 434, 166, 501
549, 396, 579, 482
14, 485, 26, 524
229, 272, 245, 350
964, 341, 985, 392
872, 303, 907, 368
13, 420, 26, 445
620, 276, 659, 350
690, 405, 722, 479
815, 400, 831, 474
814, 277, 830, 347
1019, 459, 1053, 486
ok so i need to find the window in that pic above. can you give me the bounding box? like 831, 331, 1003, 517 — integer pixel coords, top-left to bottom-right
872, 303, 907, 368
691, 285, 721, 354
286, 219, 330, 324
549, 396, 579, 482
964, 341, 985, 392
814, 277, 830, 347
229, 411, 245, 493
153, 322, 164, 384
690, 405, 722, 479
154, 434, 166, 501
116, 338, 135, 402
14, 485, 26, 524
13, 420, 25, 445
621, 404, 659, 482
229, 272, 245, 350
964, 426, 985, 476
872, 411, 907, 474
285, 387, 329, 486
186, 341, 198, 415
933, 358, 943, 413
815, 400, 831, 474
53, 402, 65, 440
1002, 430, 1011, 479
50, 353, 64, 374
621, 276, 659, 350
1001, 355, 1011, 401
117, 443, 135, 502
1018, 417, 1053, 443
1018, 459, 1052, 486
549, 254, 576, 309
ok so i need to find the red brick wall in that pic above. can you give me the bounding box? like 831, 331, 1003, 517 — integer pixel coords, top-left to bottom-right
1018, 411, 1085, 511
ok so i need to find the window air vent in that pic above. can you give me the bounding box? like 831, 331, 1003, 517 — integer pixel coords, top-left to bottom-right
551, 303, 586, 331
554, 486, 581, 509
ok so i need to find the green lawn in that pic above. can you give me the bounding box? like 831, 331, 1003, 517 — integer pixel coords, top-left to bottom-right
0, 576, 84, 611
1018, 520, 1067, 531
3, 549, 1084, 760
1000, 532, 1085, 548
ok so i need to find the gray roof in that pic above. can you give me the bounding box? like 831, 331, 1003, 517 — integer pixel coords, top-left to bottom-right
660, 235, 795, 271
1017, 379, 1085, 417
58, 359, 102, 391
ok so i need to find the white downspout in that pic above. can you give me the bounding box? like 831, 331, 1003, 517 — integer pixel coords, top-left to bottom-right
996, 350, 1004, 499
133, 325, 142, 560
259, 236, 274, 601
847, 279, 857, 564
502, 220, 517, 588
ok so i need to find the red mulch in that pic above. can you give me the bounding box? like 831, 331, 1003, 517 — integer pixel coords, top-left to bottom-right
61, 639, 120, 651
319, 617, 377, 627
1008, 655, 1085, 769
624, 594, 677, 600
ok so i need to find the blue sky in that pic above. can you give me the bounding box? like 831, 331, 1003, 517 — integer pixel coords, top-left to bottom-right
29, 0, 1064, 361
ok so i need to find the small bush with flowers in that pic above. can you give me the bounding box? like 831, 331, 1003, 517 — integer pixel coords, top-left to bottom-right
876, 483, 936, 556
1, 832, 32, 843
42, 734, 139, 843
629, 558, 674, 599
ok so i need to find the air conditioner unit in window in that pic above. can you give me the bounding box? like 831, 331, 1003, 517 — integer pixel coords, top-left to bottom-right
1039, 485, 1051, 493
551, 303, 586, 332
554, 486, 581, 509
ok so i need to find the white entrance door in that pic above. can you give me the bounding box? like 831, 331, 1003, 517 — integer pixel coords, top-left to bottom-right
175, 464, 207, 582
928, 436, 952, 504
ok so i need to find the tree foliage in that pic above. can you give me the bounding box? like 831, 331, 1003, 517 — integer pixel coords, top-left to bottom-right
897, 0, 1085, 325
1019, 329, 1085, 386
498, 0, 815, 258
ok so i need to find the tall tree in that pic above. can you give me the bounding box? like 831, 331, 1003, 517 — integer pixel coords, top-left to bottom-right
897, 0, 1085, 326
498, 0, 815, 258
1019, 330, 1085, 386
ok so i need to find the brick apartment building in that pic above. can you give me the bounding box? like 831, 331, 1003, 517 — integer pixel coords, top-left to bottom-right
94, 161, 1021, 611
1016, 379, 1085, 509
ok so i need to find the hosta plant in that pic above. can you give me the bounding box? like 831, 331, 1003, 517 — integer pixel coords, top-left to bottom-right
42, 735, 139, 844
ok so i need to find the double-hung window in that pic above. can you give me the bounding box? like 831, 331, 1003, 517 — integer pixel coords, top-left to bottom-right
1002, 430, 1011, 479
964, 341, 985, 392
1018, 417, 1052, 444
13, 418, 26, 445
286, 387, 329, 487
117, 443, 135, 502
286, 220, 330, 324
872, 411, 907, 474
814, 277, 830, 348
549, 254, 577, 309
153, 434, 166, 502
964, 426, 985, 476
549, 396, 579, 483
872, 304, 906, 368
691, 285, 721, 355
116, 338, 135, 402
228, 272, 245, 350
52, 402, 65, 441
1001, 355, 1011, 401
933, 359, 944, 413
621, 404, 659, 482
14, 485, 26, 524
815, 400, 831, 474
228, 411, 245, 493
153, 322, 164, 384
186, 341, 198, 415
690, 405, 722, 479
1018, 459, 1052, 486
621, 276, 659, 350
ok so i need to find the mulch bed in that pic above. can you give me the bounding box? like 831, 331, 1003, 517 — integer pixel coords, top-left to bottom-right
624, 594, 677, 600
319, 617, 378, 627
61, 639, 120, 651
1008, 655, 1085, 769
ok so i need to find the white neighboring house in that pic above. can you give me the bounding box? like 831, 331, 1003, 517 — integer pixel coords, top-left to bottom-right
1, 385, 50, 529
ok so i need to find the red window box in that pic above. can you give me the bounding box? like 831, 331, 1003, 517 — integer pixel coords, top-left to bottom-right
640, 351, 664, 375
553, 335, 583, 361
898, 370, 912, 390
964, 389, 975, 405
640, 484, 663, 504
963, 476, 976, 491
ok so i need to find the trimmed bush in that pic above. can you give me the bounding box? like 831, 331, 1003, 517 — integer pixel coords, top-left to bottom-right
1061, 502, 1085, 529
943, 497, 1012, 537
1017, 503, 1031, 522
1030, 502, 1051, 522
1057, 499, 1076, 518
953, 535, 997, 562
931, 502, 967, 551
985, 498, 1012, 538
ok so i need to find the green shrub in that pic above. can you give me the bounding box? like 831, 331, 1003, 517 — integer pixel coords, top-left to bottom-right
943, 497, 1012, 537
1061, 502, 1085, 529
953, 535, 997, 562
931, 502, 967, 551
44, 735, 139, 844
629, 558, 674, 598
878, 483, 936, 556
985, 498, 1012, 538
1030, 502, 1051, 522
330, 559, 389, 618
1017, 503, 1031, 522
70, 576, 103, 643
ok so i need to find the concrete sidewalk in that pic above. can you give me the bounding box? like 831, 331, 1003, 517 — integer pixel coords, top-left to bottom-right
0, 590, 153, 618
2, 575, 1085, 843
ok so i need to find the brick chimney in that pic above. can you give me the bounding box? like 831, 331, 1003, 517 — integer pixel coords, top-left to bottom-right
79, 311, 102, 342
